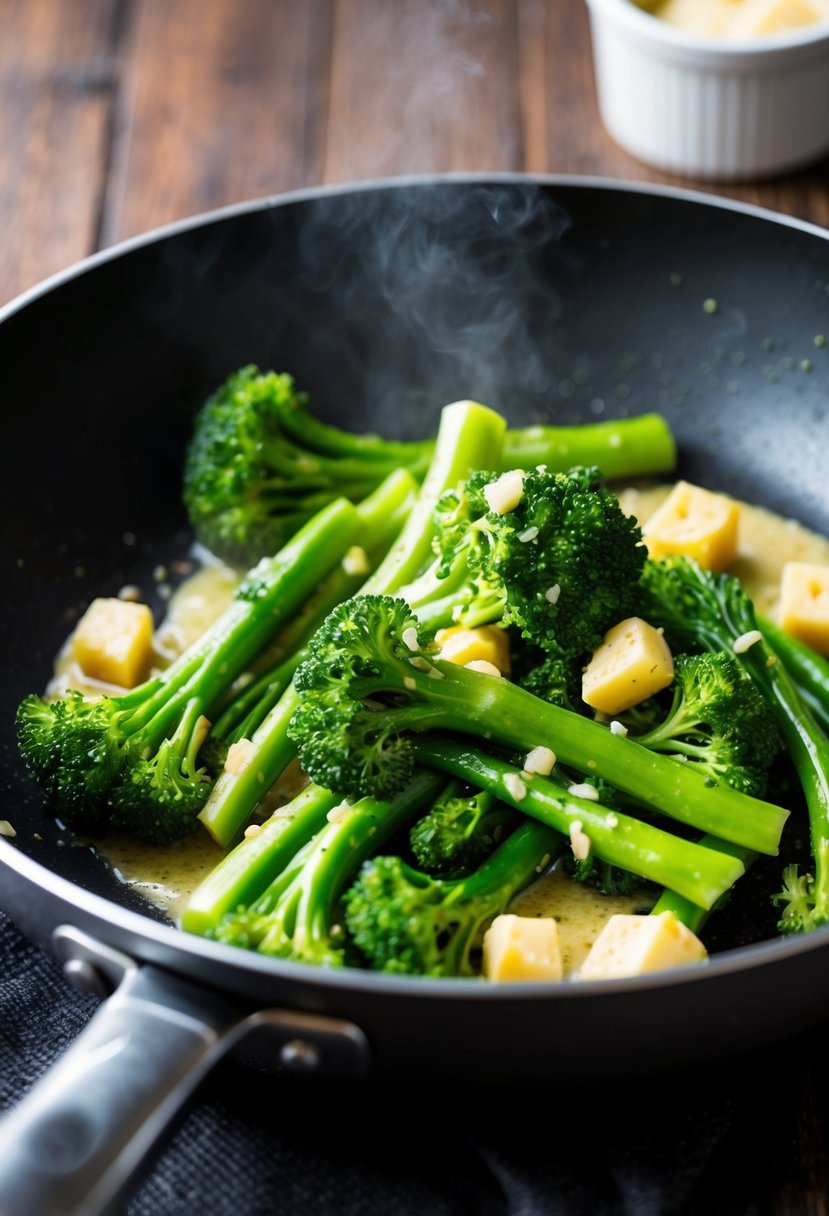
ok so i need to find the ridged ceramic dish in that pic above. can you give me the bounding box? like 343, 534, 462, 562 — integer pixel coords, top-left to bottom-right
585, 0, 829, 179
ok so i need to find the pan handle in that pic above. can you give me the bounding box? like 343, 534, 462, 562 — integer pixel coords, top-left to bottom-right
0, 932, 369, 1216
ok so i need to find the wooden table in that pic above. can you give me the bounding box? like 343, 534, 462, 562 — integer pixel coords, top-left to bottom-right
3, 3, 829, 1212
3, 0, 829, 309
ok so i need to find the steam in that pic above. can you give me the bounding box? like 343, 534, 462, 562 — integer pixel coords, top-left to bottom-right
325, 1, 497, 182
292, 179, 574, 434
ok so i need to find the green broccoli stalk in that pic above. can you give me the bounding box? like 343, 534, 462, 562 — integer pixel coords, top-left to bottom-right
201, 467, 416, 775
344, 818, 563, 976
638, 555, 829, 933
289, 595, 789, 857
183, 365, 676, 566
410, 734, 746, 909
651, 835, 757, 934
360, 399, 507, 596
198, 398, 508, 847
400, 466, 646, 654
182, 782, 343, 935
17, 469, 413, 845
502, 411, 676, 483
409, 779, 518, 877
208, 769, 445, 965
757, 615, 829, 736
621, 651, 781, 798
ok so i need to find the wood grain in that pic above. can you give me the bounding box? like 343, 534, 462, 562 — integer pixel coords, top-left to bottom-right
0, 0, 123, 305
324, 0, 524, 182
101, 0, 334, 245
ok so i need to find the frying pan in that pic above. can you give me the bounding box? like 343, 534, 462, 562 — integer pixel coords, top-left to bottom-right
1, 174, 828, 1216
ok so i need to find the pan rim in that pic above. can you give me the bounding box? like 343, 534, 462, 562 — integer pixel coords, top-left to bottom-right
3, 171, 829, 1003
1, 171, 826, 328
4, 832, 829, 1001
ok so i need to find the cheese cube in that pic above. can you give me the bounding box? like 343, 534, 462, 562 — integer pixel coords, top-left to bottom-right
642, 480, 739, 571
483, 913, 563, 982
579, 911, 707, 981
435, 624, 510, 673
779, 561, 829, 656
581, 617, 674, 715
72, 597, 154, 688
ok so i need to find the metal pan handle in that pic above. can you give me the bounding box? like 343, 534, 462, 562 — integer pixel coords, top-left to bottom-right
0, 930, 369, 1216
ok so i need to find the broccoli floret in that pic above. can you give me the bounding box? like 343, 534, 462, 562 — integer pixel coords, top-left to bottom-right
344, 817, 559, 977
290, 594, 789, 861
207, 770, 445, 965
773, 850, 829, 935
514, 651, 584, 711
402, 466, 646, 655
639, 555, 829, 934
15, 692, 124, 834
409, 780, 517, 877
183, 367, 432, 565
486, 467, 646, 656
623, 651, 781, 797
565, 853, 644, 897
16, 494, 372, 843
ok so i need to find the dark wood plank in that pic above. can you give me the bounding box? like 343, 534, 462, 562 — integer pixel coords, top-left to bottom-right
0, 0, 122, 305
102, 0, 333, 244
324, 0, 523, 182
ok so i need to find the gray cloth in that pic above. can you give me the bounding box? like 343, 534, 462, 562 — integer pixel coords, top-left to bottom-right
0, 909, 798, 1215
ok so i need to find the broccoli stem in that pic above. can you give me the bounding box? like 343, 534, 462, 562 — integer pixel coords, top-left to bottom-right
274, 393, 675, 485
197, 471, 418, 847
149, 495, 366, 739
361, 400, 507, 596
410, 735, 746, 909
375, 659, 788, 854
209, 468, 417, 746
652, 836, 757, 934
206, 770, 447, 962
198, 686, 301, 845
266, 386, 435, 469
502, 413, 675, 481
182, 783, 341, 935
759, 616, 829, 735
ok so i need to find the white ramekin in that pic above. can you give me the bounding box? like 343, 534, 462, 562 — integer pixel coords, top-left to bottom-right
585, 0, 829, 180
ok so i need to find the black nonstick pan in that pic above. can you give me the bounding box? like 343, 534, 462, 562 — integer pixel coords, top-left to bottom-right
1, 175, 828, 1216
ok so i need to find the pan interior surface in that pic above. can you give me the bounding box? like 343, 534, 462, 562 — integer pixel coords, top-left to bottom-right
1, 176, 829, 1036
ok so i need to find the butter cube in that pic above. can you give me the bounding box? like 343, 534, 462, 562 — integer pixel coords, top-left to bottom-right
435, 624, 510, 673
779, 562, 829, 656
483, 913, 563, 982
579, 911, 707, 981
72, 597, 154, 688
581, 617, 674, 715
642, 480, 739, 571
